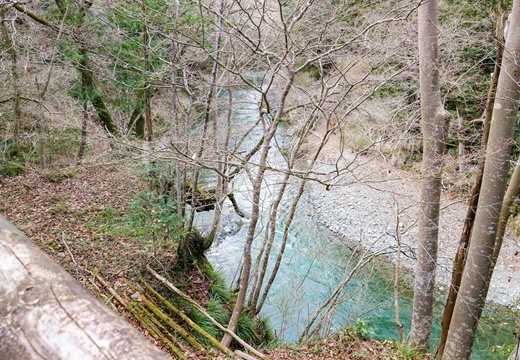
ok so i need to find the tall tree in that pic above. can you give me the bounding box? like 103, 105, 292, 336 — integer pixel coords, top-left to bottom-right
55, 0, 119, 136
408, 0, 448, 352
142, 0, 153, 141
1, 4, 21, 146
443, 1, 520, 358
436, 5, 507, 357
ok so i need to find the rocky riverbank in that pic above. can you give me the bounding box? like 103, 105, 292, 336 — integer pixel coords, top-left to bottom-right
303, 151, 520, 307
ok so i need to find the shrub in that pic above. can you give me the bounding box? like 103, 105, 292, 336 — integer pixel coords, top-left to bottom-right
123, 190, 185, 254
1, 161, 26, 177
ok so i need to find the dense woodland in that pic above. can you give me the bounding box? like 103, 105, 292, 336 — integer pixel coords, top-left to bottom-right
1, 0, 520, 359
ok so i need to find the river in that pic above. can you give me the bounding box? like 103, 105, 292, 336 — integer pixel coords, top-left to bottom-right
200, 83, 516, 359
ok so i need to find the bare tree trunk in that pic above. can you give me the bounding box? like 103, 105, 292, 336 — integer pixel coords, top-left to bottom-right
79, 50, 118, 136
33, 78, 48, 168
482, 156, 520, 296
435, 9, 506, 358
249, 110, 322, 315
394, 203, 404, 345
443, 2, 520, 357
180, 70, 193, 220
128, 101, 145, 139
185, 0, 223, 239
408, 0, 448, 352
142, 0, 153, 142
170, 0, 183, 217
206, 71, 233, 246
221, 69, 296, 348
77, 101, 88, 164
1, 7, 21, 146
457, 112, 466, 174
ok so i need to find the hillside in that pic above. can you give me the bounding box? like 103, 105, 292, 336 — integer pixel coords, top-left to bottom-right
1, 0, 519, 359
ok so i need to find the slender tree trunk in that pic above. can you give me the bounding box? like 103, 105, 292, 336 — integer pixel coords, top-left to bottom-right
408, 0, 448, 352
1, 8, 21, 146
221, 69, 296, 348
394, 203, 404, 345
185, 0, 223, 237
206, 75, 233, 246
494, 158, 520, 257
509, 332, 520, 360
128, 101, 145, 139
142, 0, 153, 141
170, 0, 182, 217
457, 112, 466, 174
482, 156, 520, 296
34, 78, 48, 168
77, 101, 88, 163
436, 9, 506, 358
443, 2, 520, 357
249, 111, 320, 314
79, 50, 118, 136
180, 70, 193, 220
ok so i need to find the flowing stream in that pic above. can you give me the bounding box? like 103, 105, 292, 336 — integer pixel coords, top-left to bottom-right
198, 83, 516, 359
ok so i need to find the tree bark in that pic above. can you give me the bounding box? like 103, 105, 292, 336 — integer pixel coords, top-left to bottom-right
408, 0, 448, 352
76, 100, 89, 163
128, 100, 145, 139
142, 0, 153, 142
509, 332, 520, 360
480, 156, 520, 300
170, 0, 183, 217
436, 9, 506, 358
1, 7, 22, 146
79, 48, 118, 136
443, 1, 520, 358
0, 216, 169, 360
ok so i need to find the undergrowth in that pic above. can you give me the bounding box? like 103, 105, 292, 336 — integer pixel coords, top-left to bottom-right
184, 262, 274, 349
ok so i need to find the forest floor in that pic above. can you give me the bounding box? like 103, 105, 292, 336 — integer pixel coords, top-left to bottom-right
0, 164, 147, 288
0, 162, 416, 359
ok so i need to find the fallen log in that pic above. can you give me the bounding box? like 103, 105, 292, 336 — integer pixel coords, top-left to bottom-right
92, 270, 187, 359
144, 282, 234, 357
0, 216, 169, 360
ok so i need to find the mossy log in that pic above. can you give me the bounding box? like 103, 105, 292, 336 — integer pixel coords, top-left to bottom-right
183, 185, 246, 217
0, 216, 168, 359
184, 185, 217, 212
138, 292, 206, 352
92, 270, 186, 359
144, 282, 234, 357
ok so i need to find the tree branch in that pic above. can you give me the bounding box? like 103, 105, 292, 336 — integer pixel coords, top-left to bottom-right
14, 4, 59, 31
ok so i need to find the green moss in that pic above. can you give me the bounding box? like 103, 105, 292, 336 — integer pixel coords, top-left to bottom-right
180, 262, 274, 349
295, 60, 331, 80
45, 172, 76, 183
1, 161, 26, 177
